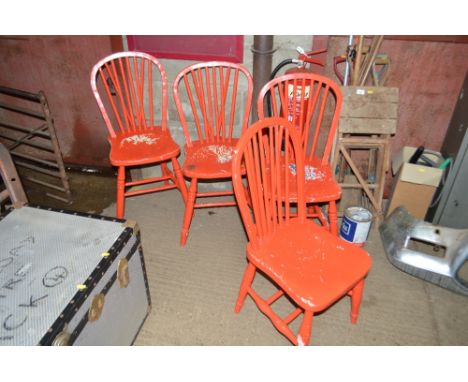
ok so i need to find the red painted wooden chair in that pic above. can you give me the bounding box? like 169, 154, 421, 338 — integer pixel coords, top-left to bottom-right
91, 51, 187, 219
257, 73, 343, 234
173, 61, 253, 246
232, 117, 371, 345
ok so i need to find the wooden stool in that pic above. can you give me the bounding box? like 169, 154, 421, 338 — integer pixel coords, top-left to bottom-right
332, 86, 398, 220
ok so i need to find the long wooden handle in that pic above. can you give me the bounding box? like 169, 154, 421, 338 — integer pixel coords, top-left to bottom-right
359, 35, 384, 86
351, 36, 364, 85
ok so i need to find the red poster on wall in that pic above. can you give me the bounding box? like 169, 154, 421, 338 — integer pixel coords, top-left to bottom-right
127, 35, 244, 63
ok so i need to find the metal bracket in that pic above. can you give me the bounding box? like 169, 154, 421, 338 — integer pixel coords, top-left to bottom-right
117, 258, 130, 288
123, 219, 140, 236
88, 293, 105, 322
52, 325, 71, 346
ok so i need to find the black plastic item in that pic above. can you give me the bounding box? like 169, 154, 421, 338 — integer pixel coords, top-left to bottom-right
270, 58, 295, 80
419, 154, 436, 167
408, 145, 425, 164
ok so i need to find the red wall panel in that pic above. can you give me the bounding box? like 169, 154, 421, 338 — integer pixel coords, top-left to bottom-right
127, 35, 244, 63
0, 36, 117, 167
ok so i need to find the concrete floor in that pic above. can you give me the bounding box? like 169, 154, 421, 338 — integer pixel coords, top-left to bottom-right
25, 172, 468, 345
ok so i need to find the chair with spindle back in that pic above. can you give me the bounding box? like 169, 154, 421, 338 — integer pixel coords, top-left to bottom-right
232, 117, 371, 345
257, 72, 343, 234
91, 51, 187, 219
173, 61, 253, 246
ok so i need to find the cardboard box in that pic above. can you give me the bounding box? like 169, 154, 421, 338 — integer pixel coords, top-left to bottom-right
387, 147, 444, 219
391, 146, 443, 175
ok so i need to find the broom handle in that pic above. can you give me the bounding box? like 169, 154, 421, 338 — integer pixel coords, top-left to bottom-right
359, 35, 384, 86
351, 36, 364, 85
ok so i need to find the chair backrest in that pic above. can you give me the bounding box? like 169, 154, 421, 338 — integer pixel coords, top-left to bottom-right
0, 143, 28, 205
257, 72, 343, 164
90, 51, 168, 139
173, 61, 253, 146
232, 117, 305, 247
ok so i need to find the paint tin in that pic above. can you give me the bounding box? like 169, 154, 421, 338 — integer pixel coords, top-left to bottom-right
339, 206, 373, 246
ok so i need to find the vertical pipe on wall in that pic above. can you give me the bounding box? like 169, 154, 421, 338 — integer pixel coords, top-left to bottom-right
251, 35, 275, 123
344, 35, 354, 86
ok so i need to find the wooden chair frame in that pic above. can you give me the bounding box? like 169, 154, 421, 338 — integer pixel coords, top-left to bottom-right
173, 61, 253, 245
257, 72, 343, 234
232, 117, 371, 345
91, 51, 187, 219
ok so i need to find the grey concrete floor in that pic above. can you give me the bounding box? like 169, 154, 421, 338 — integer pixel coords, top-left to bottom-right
107, 188, 468, 346
25, 172, 468, 345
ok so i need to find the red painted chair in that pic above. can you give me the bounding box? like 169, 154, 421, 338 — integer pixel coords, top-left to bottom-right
91, 52, 187, 219
173, 61, 253, 246
257, 73, 343, 234
232, 117, 371, 345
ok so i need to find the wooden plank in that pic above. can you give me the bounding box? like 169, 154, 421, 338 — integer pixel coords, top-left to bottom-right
339, 118, 397, 134
10, 151, 60, 168
0, 101, 46, 120
0, 121, 50, 138
351, 36, 364, 86
341, 101, 398, 119
358, 36, 384, 86
339, 144, 381, 212
341, 183, 379, 189
384, 35, 468, 44
337, 175, 362, 216
339, 136, 391, 145
341, 86, 399, 102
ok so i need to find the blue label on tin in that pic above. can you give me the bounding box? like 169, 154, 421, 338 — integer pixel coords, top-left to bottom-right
340, 216, 356, 242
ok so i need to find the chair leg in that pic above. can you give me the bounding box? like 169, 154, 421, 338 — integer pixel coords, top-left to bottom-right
235, 262, 256, 313
171, 157, 187, 204
350, 279, 365, 324
161, 162, 171, 186
116, 166, 126, 219
329, 200, 338, 236
313, 205, 329, 230
180, 178, 197, 246
297, 310, 314, 346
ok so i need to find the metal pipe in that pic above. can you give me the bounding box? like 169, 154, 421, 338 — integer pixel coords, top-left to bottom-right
251, 35, 275, 123
344, 35, 353, 86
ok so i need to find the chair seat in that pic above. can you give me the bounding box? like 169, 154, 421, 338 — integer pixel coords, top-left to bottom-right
182, 140, 239, 179
267, 158, 341, 203
108, 127, 181, 166
303, 158, 341, 202
285, 158, 341, 202
247, 219, 371, 312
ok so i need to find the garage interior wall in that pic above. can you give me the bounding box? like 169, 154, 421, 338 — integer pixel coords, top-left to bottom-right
1, 35, 466, 195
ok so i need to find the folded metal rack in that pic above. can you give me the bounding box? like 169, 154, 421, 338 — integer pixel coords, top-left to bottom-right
0, 86, 71, 203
